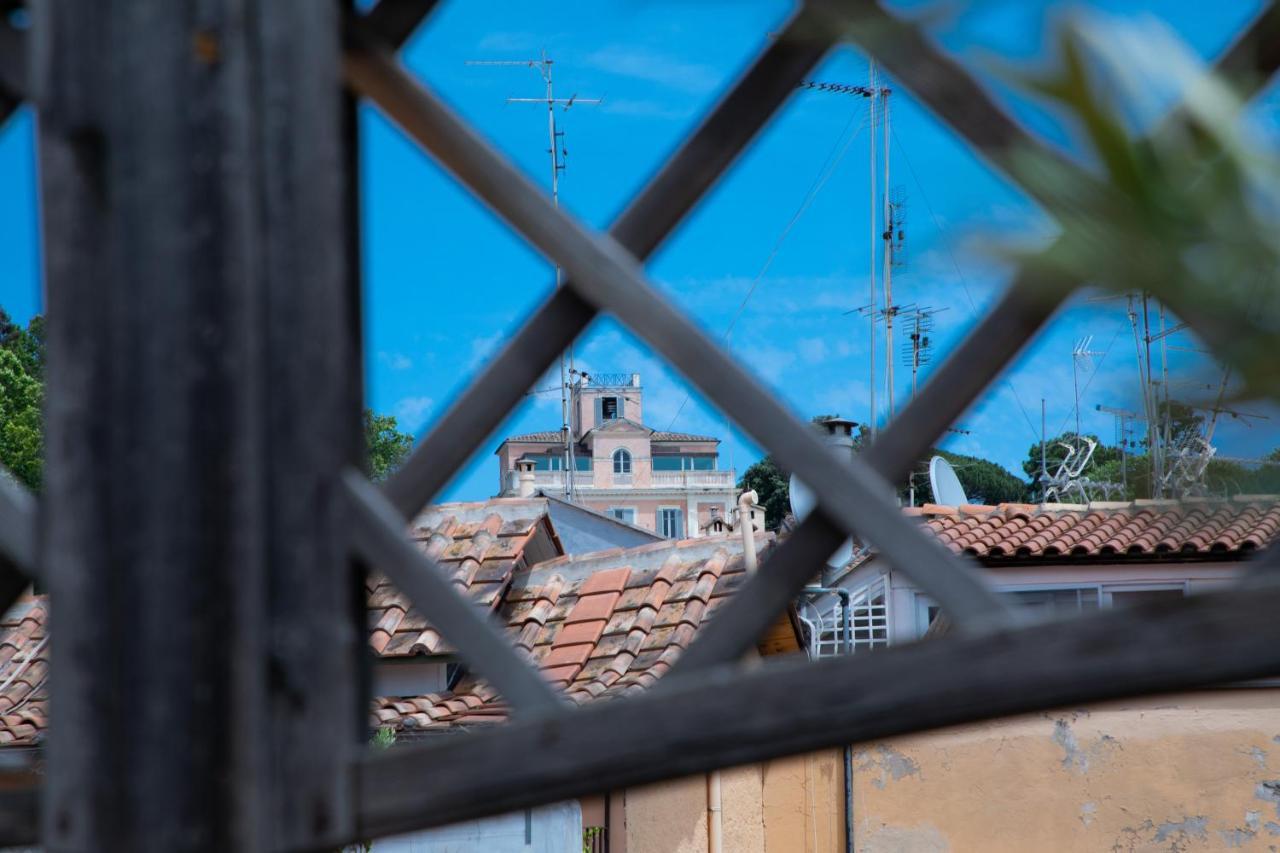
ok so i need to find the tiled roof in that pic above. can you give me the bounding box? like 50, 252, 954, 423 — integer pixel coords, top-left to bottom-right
372, 534, 784, 733
909, 499, 1280, 562
369, 499, 562, 657
503, 431, 563, 443
0, 598, 47, 746
651, 431, 718, 443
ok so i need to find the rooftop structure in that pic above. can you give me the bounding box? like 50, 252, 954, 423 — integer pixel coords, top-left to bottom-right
496, 372, 738, 539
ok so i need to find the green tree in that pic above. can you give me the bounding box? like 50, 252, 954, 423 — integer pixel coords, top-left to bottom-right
0, 349, 42, 491
364, 410, 413, 482
0, 311, 45, 491
737, 454, 789, 530
908, 449, 1028, 506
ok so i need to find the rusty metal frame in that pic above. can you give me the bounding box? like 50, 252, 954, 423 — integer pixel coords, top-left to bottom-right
2, 0, 1278, 848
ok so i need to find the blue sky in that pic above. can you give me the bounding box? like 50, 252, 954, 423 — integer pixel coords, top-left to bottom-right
3, 1, 1278, 500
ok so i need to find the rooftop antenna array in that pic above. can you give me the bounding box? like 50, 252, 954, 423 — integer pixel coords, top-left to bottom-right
1071, 334, 1105, 441
798, 66, 893, 437
900, 305, 946, 400
468, 53, 599, 501
1095, 403, 1141, 492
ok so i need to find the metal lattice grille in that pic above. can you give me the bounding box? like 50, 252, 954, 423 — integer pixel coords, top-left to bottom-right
0, 1, 1278, 848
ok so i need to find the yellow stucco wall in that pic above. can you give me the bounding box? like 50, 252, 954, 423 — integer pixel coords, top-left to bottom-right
853, 690, 1280, 852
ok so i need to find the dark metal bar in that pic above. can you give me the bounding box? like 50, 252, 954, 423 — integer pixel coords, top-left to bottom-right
342, 472, 565, 715
374, 9, 834, 520
0, 788, 39, 848
363, 0, 441, 50
36, 1, 360, 849
0, 475, 36, 617
353, 581, 1280, 841
0, 20, 22, 128
0, 475, 35, 578
1204, 1, 1280, 95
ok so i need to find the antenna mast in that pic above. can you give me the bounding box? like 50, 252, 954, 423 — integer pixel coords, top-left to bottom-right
881, 84, 895, 423
796, 71, 892, 437
867, 60, 878, 439
467, 53, 599, 501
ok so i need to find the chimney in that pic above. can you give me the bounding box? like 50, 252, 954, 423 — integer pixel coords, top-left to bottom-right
515, 459, 537, 498
738, 489, 759, 573
813, 416, 858, 458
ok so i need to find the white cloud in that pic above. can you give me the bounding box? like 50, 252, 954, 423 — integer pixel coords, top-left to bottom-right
378, 351, 413, 371
583, 45, 720, 95
394, 396, 434, 433
466, 331, 505, 372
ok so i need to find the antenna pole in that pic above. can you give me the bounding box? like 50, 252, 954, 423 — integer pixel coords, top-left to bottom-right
1040, 397, 1047, 496
1142, 293, 1160, 495
469, 54, 599, 501
867, 60, 878, 440
882, 84, 894, 424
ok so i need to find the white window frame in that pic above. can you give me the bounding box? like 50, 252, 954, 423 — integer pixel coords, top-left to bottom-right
612, 448, 632, 476
658, 506, 683, 539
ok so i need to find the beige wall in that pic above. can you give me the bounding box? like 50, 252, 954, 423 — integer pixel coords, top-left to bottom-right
620, 753, 844, 853
617, 692, 1280, 852
626, 775, 708, 853
852, 690, 1280, 852
762, 751, 847, 852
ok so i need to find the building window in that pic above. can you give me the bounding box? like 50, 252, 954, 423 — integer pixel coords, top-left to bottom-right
915, 583, 1189, 637
659, 507, 683, 539
652, 455, 716, 471
608, 507, 636, 524
612, 448, 632, 475
601, 396, 620, 421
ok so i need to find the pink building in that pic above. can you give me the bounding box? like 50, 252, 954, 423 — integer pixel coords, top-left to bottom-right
495, 373, 737, 538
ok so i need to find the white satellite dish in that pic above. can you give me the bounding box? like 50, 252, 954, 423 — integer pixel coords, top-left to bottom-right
928, 456, 969, 506
789, 473, 855, 568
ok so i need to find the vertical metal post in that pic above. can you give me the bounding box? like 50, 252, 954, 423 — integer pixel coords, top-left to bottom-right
867, 61, 878, 440
35, 2, 362, 849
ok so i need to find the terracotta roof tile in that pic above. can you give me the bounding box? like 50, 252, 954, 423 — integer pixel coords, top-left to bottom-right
372, 536, 772, 735
367, 498, 559, 658
916, 500, 1280, 564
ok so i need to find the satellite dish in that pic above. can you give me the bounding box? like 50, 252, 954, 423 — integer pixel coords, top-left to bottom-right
788, 473, 855, 568
928, 456, 969, 506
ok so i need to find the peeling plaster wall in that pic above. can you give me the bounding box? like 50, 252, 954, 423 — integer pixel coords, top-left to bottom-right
853, 690, 1280, 852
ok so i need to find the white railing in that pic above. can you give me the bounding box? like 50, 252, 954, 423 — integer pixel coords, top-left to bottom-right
649, 470, 735, 488
530, 471, 593, 490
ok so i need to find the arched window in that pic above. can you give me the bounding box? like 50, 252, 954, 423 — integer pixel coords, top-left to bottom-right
612, 448, 632, 475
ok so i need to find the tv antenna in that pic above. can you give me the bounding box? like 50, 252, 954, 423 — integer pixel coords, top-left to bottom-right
1071, 335, 1105, 440
798, 64, 892, 435
1095, 404, 1142, 491
468, 52, 599, 500
900, 305, 946, 400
